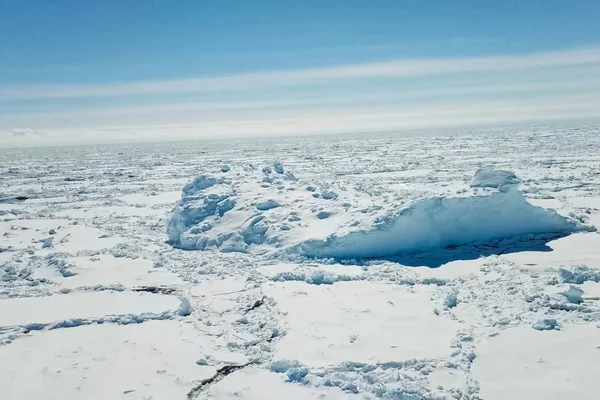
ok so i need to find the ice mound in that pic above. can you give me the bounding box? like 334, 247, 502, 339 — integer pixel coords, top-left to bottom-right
167, 166, 589, 261
470, 168, 519, 189
297, 187, 585, 260
167, 162, 305, 252
166, 180, 236, 248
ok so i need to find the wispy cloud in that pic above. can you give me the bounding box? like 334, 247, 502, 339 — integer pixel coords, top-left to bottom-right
1, 46, 599, 100
3, 93, 599, 144
2, 45, 600, 146
3, 77, 600, 127
12, 128, 45, 136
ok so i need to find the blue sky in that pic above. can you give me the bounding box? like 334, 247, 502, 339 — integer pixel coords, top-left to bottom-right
1, 0, 600, 145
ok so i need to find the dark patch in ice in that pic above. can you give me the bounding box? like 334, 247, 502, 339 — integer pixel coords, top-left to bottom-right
132, 286, 177, 295
244, 296, 265, 314
0, 196, 30, 203
187, 363, 255, 400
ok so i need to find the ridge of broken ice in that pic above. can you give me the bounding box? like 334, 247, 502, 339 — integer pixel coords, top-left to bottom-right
297, 187, 588, 260
470, 168, 519, 189
166, 165, 592, 262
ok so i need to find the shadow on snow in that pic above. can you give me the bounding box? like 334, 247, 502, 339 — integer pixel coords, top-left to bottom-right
356, 233, 564, 268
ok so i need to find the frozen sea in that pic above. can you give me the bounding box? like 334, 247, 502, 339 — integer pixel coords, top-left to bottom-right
2, 124, 600, 399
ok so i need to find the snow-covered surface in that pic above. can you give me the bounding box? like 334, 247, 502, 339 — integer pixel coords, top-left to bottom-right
265, 281, 461, 366
0, 290, 180, 326
2, 125, 600, 399
472, 324, 600, 400
0, 320, 217, 400
33, 255, 184, 289
205, 367, 355, 399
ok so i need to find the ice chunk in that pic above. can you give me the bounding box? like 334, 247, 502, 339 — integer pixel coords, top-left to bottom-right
41, 237, 54, 248
243, 216, 269, 245
559, 265, 600, 284
256, 199, 281, 211
321, 191, 338, 200
177, 297, 193, 316
559, 285, 584, 304
297, 188, 586, 260
316, 211, 331, 219
443, 289, 459, 309
532, 318, 559, 331
470, 168, 519, 189
166, 177, 236, 243
273, 161, 285, 174
182, 175, 219, 196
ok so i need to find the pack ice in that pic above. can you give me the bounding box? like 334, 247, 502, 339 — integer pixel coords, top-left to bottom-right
167, 166, 589, 260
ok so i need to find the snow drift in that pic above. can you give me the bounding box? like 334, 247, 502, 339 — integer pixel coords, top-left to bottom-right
167, 166, 591, 262
296, 187, 587, 260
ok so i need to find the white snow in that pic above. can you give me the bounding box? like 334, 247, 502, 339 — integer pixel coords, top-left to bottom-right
55, 205, 162, 219
264, 281, 461, 367
0, 218, 71, 250
504, 232, 600, 270
51, 225, 125, 253
33, 255, 184, 289
0, 320, 217, 400
472, 324, 600, 400
0, 291, 181, 327
119, 190, 181, 206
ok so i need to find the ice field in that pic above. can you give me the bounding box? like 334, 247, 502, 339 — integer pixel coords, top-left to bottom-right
2, 124, 600, 399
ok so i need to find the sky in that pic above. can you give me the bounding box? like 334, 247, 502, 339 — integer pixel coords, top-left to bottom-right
1, 0, 600, 146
